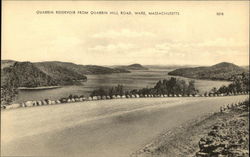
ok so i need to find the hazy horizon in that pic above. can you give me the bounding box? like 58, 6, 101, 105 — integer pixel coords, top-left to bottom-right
2, 58, 249, 67
2, 1, 249, 66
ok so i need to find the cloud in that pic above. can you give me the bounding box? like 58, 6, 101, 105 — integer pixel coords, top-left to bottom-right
196, 38, 248, 47
92, 29, 155, 38
126, 38, 248, 63
85, 37, 248, 65
49, 36, 84, 46
88, 43, 135, 52
154, 38, 248, 55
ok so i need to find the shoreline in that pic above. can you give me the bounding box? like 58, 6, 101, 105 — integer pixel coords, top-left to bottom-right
168, 74, 233, 83
18, 86, 61, 90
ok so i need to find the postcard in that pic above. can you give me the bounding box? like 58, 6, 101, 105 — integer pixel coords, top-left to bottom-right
1, 1, 249, 157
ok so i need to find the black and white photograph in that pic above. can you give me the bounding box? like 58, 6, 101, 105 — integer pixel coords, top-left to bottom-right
1, 1, 249, 157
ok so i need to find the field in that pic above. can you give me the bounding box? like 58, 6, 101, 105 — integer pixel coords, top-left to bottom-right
2, 95, 248, 157
15, 69, 230, 103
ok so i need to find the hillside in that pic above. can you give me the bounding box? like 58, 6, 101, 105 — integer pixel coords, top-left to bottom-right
1, 61, 88, 88
116, 63, 148, 70
1, 62, 58, 88
168, 62, 248, 81
241, 65, 249, 71
34, 62, 88, 85
34, 61, 130, 75
1, 60, 16, 69
1, 60, 130, 88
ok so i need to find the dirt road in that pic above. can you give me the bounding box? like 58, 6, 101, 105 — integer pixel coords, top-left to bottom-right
1, 95, 248, 157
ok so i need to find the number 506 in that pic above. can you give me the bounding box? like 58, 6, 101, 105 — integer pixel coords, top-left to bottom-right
217, 12, 224, 16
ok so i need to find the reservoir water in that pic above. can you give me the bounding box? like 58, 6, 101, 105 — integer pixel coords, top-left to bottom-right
15, 69, 230, 103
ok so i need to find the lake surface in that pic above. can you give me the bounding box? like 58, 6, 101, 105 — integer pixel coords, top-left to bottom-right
15, 68, 230, 103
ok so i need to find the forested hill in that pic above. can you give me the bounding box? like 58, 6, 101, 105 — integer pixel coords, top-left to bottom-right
34, 61, 130, 75
1, 60, 130, 88
116, 64, 148, 70
168, 62, 248, 81
1, 62, 59, 88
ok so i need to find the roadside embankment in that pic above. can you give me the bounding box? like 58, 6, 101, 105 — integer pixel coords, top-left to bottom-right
196, 100, 249, 157
132, 98, 249, 157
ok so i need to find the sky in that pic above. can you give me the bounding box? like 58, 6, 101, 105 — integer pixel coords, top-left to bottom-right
2, 1, 249, 66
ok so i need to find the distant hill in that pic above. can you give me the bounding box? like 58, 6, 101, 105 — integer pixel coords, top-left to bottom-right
168, 62, 248, 81
145, 65, 197, 70
116, 64, 148, 70
1, 60, 16, 69
1, 60, 130, 88
241, 65, 249, 71
34, 61, 130, 75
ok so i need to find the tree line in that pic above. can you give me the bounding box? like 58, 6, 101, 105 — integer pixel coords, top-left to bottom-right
209, 72, 249, 94
90, 77, 199, 97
